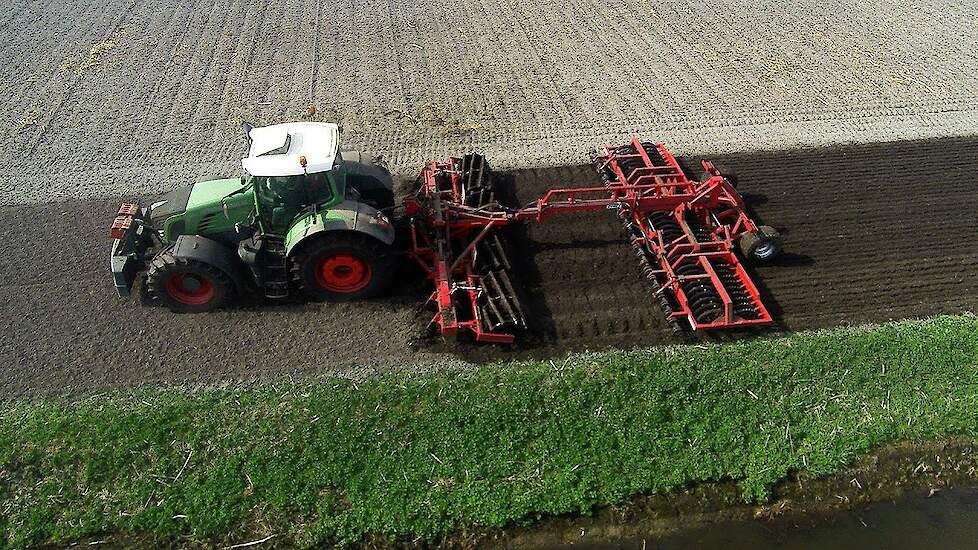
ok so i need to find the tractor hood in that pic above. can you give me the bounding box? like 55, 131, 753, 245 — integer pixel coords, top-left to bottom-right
149, 178, 255, 244
148, 185, 193, 225
185, 178, 247, 210
150, 178, 243, 225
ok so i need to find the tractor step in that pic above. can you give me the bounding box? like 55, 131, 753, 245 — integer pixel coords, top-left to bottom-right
239, 235, 290, 299
261, 238, 289, 298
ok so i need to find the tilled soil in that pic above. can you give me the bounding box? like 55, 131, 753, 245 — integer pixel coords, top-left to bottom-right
499, 136, 978, 358
1, 136, 976, 397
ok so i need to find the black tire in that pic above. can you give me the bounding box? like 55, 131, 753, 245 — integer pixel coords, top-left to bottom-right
291, 232, 395, 302
357, 188, 396, 211
739, 225, 782, 263
145, 252, 233, 313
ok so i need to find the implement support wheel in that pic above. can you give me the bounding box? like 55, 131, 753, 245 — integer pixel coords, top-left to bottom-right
739, 225, 782, 263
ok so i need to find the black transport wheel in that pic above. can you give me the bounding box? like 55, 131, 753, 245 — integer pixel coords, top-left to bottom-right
145, 252, 233, 312
292, 233, 395, 302
739, 225, 782, 263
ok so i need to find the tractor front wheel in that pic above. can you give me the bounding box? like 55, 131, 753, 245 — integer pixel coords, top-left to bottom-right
145, 253, 233, 312
293, 233, 394, 302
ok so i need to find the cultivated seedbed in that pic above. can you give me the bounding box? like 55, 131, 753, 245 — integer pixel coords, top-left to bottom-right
1, 137, 976, 397
503, 136, 978, 356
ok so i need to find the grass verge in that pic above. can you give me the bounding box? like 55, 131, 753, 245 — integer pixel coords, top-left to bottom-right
2, 315, 978, 548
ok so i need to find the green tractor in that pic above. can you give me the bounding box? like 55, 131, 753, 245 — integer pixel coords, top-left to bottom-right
110, 122, 398, 312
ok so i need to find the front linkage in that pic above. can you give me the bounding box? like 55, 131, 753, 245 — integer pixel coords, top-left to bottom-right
109, 203, 159, 298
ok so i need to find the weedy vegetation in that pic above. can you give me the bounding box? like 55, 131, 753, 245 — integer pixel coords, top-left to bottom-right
2, 315, 977, 548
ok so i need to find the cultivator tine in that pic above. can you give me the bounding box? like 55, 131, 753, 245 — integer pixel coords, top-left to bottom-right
619, 212, 687, 334
473, 228, 527, 334
460, 153, 495, 207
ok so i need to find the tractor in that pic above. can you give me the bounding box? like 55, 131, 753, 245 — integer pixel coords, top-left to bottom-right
110, 122, 399, 312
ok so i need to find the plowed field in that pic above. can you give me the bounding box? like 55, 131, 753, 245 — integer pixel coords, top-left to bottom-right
506, 137, 978, 357
2, 137, 976, 397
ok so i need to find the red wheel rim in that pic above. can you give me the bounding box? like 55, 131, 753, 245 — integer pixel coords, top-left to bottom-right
165, 272, 215, 305
315, 254, 372, 293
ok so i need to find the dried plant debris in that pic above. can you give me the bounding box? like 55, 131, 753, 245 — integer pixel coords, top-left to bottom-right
62, 29, 123, 73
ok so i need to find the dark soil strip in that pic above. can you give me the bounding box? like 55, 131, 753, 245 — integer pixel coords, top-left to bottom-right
1, 136, 976, 397
492, 136, 978, 360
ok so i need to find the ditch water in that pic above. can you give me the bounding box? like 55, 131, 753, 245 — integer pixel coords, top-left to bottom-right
561, 487, 978, 549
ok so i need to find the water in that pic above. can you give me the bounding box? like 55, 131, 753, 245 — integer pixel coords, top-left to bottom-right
563, 488, 978, 549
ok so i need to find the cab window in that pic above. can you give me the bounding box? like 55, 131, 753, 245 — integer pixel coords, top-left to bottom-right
255, 173, 333, 233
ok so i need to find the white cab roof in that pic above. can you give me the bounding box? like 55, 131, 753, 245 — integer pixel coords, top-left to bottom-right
241, 122, 339, 176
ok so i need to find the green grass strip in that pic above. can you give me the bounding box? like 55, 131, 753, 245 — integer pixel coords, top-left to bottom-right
2, 315, 978, 547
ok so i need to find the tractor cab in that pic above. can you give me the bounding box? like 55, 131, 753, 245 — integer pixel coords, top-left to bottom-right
243, 122, 395, 227
243, 122, 345, 234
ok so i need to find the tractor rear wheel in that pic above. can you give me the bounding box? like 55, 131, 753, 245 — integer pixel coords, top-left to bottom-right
145, 253, 233, 312
739, 225, 782, 262
292, 233, 395, 302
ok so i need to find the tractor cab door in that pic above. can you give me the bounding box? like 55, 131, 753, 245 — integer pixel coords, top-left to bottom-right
254, 172, 333, 234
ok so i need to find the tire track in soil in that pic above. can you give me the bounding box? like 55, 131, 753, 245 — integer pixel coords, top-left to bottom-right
1, 136, 976, 397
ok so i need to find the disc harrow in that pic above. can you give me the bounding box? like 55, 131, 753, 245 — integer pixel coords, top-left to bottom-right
404, 138, 779, 343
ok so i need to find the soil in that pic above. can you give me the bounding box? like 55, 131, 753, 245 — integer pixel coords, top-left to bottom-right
1, 136, 976, 398
487, 135, 978, 359
2, 0, 978, 206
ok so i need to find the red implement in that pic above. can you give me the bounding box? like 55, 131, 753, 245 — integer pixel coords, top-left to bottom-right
405, 139, 777, 342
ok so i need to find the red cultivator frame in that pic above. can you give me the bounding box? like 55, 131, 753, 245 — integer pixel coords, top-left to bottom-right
404, 139, 780, 343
